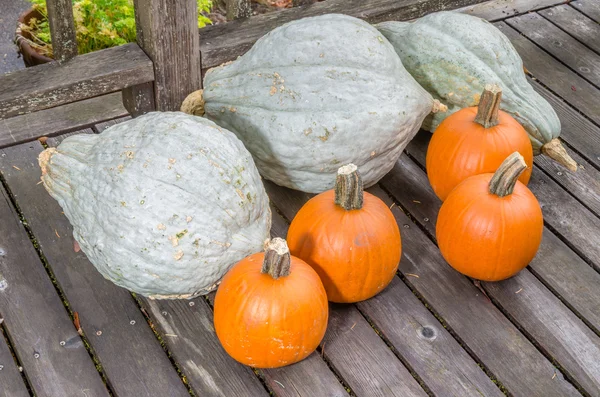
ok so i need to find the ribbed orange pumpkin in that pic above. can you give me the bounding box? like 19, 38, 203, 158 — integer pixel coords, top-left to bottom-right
287, 164, 401, 303
213, 238, 328, 368
426, 84, 534, 201
436, 152, 543, 281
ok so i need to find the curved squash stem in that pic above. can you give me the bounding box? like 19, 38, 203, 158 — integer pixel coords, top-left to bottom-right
181, 90, 205, 116
335, 164, 363, 210
261, 238, 291, 279
542, 138, 578, 172
474, 84, 502, 128
489, 152, 527, 197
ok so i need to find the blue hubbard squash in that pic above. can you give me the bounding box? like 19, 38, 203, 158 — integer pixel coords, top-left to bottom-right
182, 14, 444, 193
377, 11, 577, 171
39, 112, 271, 299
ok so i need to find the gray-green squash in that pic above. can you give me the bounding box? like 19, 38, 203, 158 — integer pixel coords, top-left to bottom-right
376, 11, 577, 171
182, 14, 443, 193
39, 112, 271, 299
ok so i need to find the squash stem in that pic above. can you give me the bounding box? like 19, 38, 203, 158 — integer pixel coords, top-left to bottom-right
261, 238, 291, 279
334, 164, 363, 210
542, 138, 578, 172
488, 152, 528, 197
474, 84, 502, 128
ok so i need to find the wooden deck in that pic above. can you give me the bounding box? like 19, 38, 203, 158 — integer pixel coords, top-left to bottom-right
1, 0, 600, 396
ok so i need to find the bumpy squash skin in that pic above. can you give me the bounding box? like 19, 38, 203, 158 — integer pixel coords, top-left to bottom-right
203, 14, 435, 193
376, 11, 559, 155
39, 112, 271, 299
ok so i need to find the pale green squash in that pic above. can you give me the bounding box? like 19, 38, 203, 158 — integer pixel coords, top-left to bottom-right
182, 14, 443, 193
39, 112, 271, 299
377, 11, 577, 171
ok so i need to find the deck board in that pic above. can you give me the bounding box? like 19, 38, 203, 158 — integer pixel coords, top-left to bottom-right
0, 184, 109, 397
0, 331, 29, 397
265, 182, 504, 397
507, 13, 600, 88
0, 141, 191, 397
382, 145, 600, 394
455, 0, 567, 21
571, 0, 600, 23
539, 5, 600, 54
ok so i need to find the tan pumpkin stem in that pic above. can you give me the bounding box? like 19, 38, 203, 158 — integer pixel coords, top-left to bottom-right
261, 238, 291, 279
489, 152, 528, 197
334, 164, 363, 210
541, 138, 578, 172
181, 90, 205, 116
474, 84, 502, 128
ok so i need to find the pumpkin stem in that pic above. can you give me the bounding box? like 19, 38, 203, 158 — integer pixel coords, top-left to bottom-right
474, 84, 502, 128
488, 152, 528, 197
541, 138, 578, 172
334, 164, 363, 210
181, 90, 205, 116
261, 238, 291, 279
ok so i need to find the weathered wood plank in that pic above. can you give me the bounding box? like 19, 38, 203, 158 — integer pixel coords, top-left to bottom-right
540, 5, 600, 54
380, 151, 600, 393
266, 202, 430, 397
571, 0, 600, 23
506, 13, 600, 87
46, 128, 93, 147
0, 331, 29, 397
138, 298, 270, 397
199, 0, 488, 70
227, 0, 252, 19
263, 182, 541, 397
0, 43, 153, 119
46, 0, 78, 61
532, 82, 600, 170
495, 22, 600, 125
456, 0, 567, 21
122, 82, 156, 117
0, 141, 191, 397
0, 186, 108, 397
0, 93, 128, 148
92, 116, 132, 133
133, 0, 202, 110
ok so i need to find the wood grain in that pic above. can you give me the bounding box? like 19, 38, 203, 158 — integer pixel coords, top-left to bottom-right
0, 43, 153, 118
506, 13, 600, 88
227, 0, 252, 19
0, 331, 29, 397
138, 298, 270, 397
380, 150, 600, 394
198, 0, 488, 70
495, 22, 600, 125
540, 5, 600, 53
133, 0, 202, 110
0, 185, 108, 397
265, 181, 509, 397
46, 0, 78, 61
0, 93, 128, 149
455, 0, 567, 21
0, 141, 191, 397
92, 116, 132, 133
122, 82, 156, 117
571, 0, 600, 23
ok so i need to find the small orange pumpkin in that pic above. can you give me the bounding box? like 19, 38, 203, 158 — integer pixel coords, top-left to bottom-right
287, 164, 401, 303
213, 238, 328, 368
436, 152, 543, 281
426, 84, 534, 201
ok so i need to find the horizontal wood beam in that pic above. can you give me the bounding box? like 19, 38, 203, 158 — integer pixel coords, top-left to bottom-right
198, 0, 488, 70
0, 43, 153, 119
0, 92, 128, 148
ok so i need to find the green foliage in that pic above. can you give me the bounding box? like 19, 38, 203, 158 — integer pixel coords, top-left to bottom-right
24, 0, 213, 57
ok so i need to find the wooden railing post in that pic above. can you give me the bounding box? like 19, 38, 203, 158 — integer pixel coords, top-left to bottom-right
130, 0, 202, 112
46, 0, 78, 61
227, 0, 252, 20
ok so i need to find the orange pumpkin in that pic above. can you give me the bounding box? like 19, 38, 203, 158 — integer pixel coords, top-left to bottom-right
213, 238, 328, 368
287, 164, 401, 303
436, 152, 543, 281
426, 84, 534, 201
